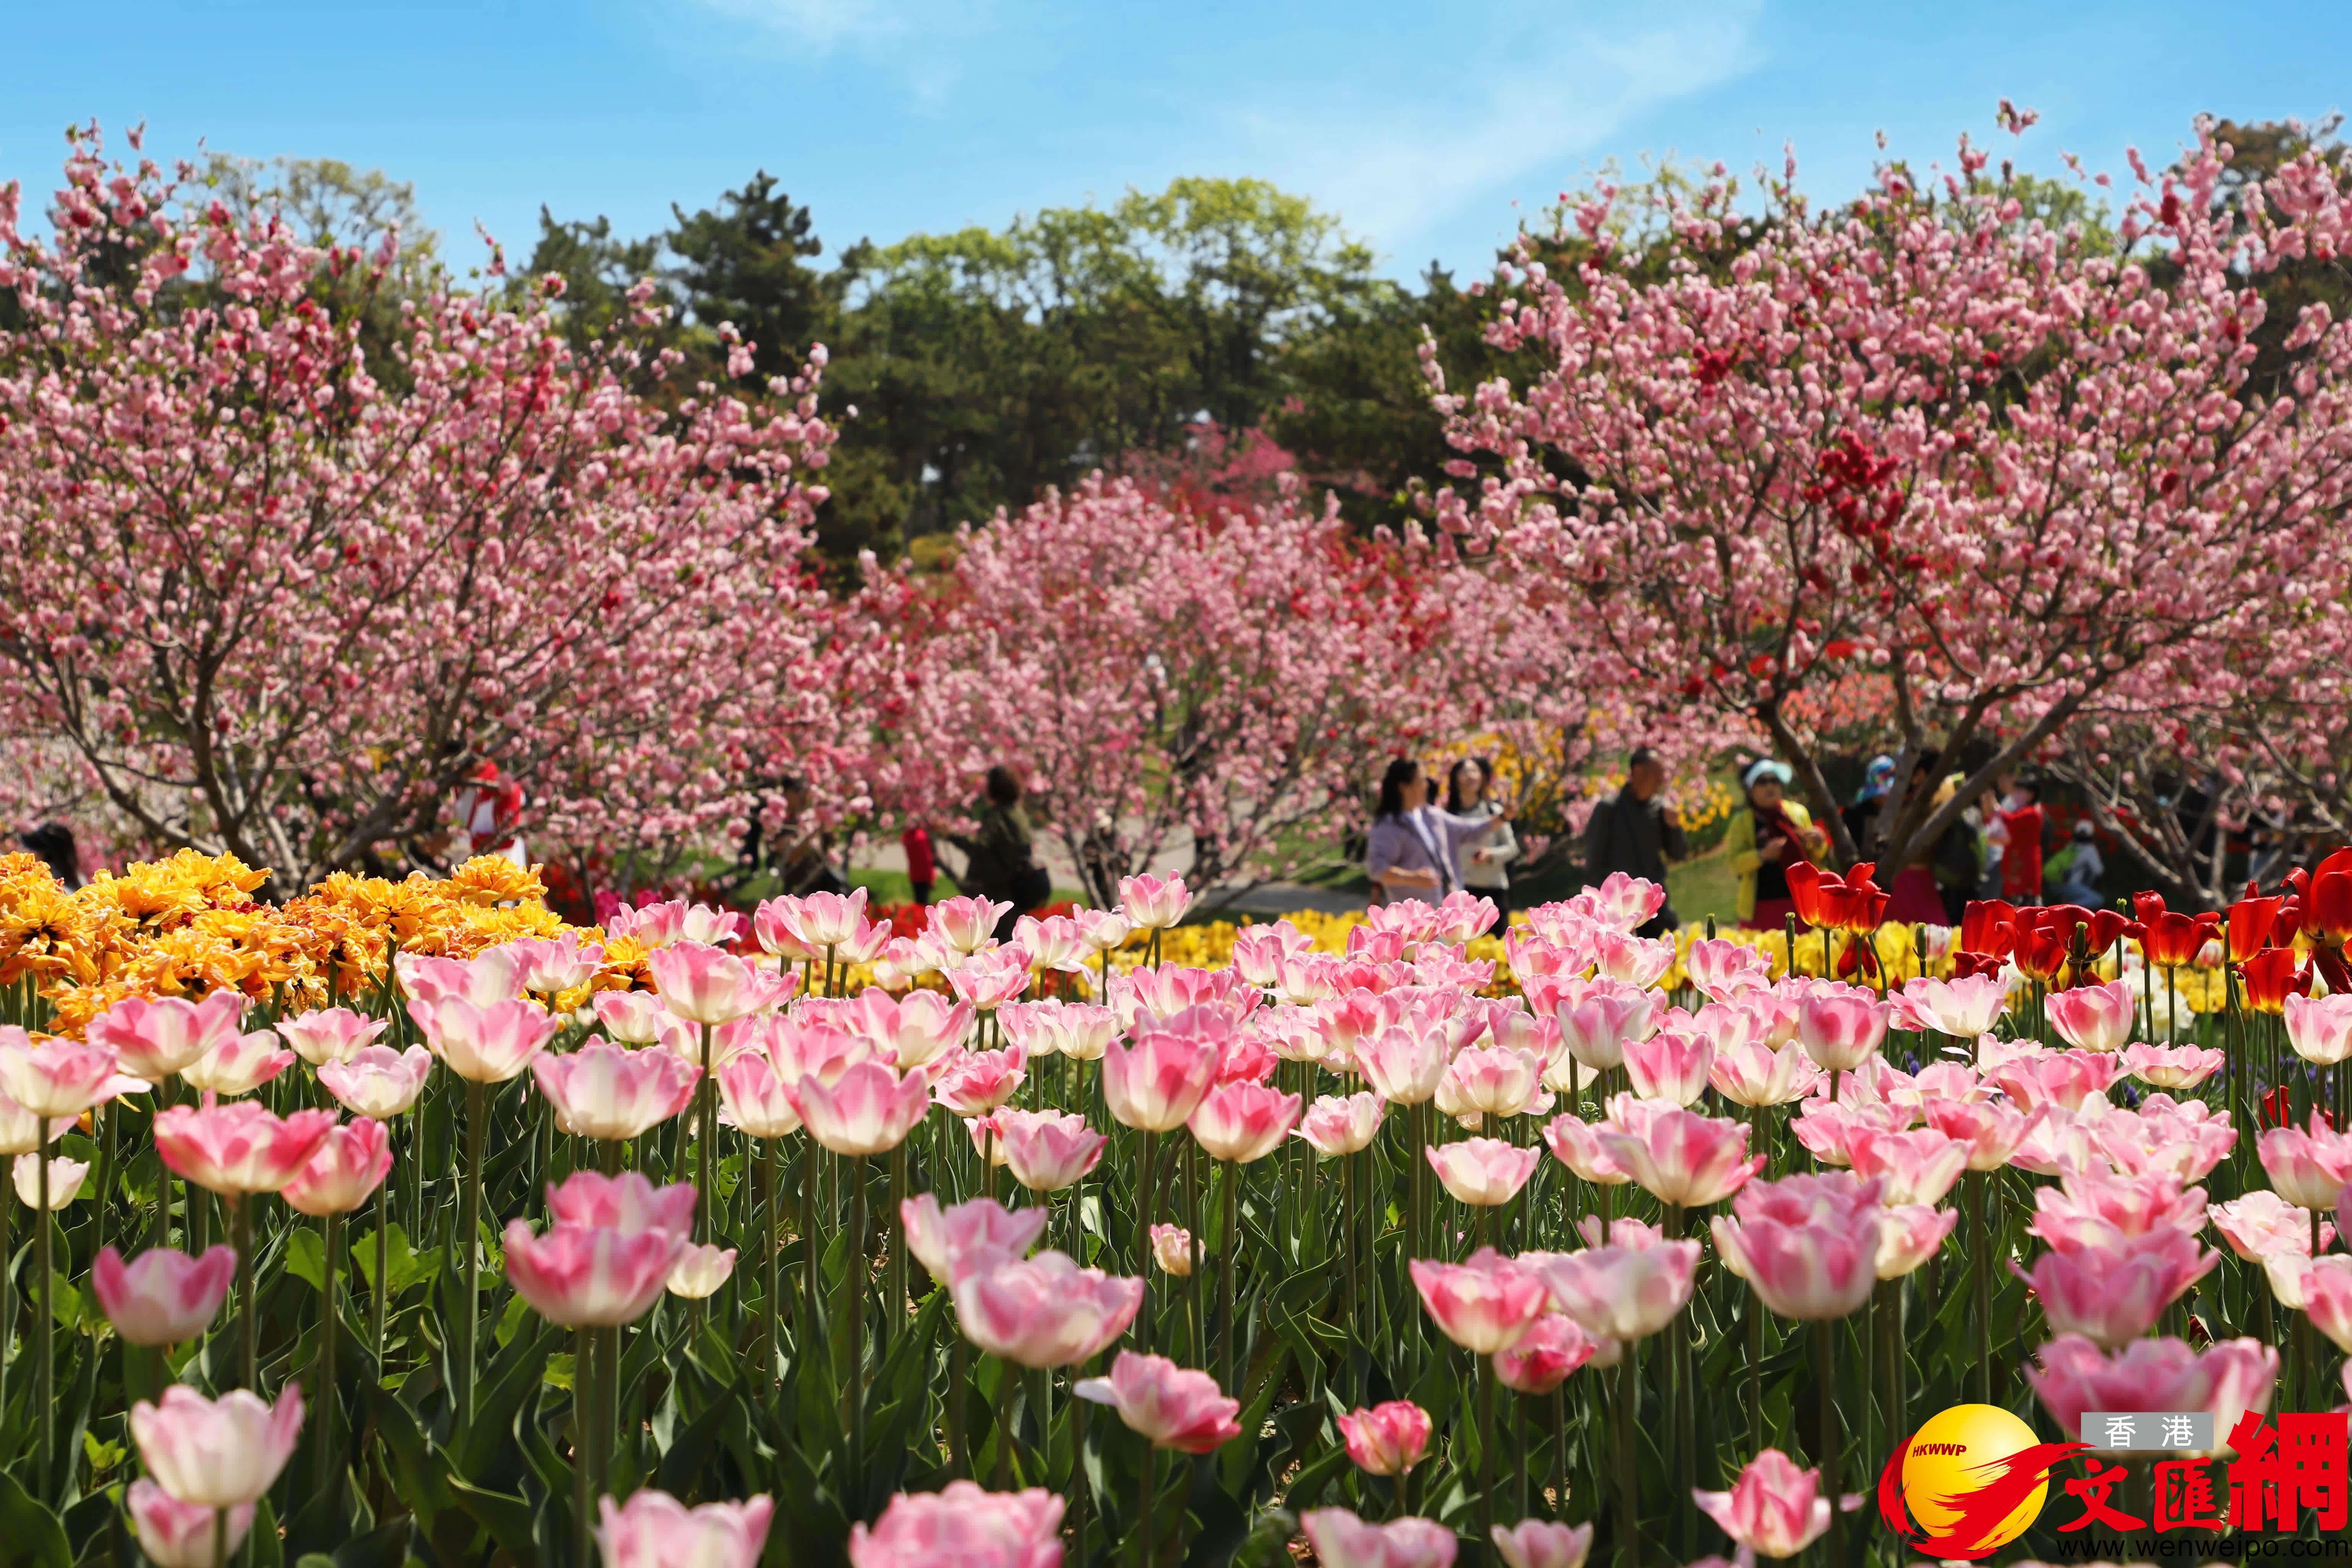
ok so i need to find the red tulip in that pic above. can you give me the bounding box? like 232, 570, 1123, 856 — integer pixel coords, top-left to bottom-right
2228, 894, 2282, 961
2297, 849, 2352, 947
2240, 947, 2315, 1014
1958, 900, 2016, 959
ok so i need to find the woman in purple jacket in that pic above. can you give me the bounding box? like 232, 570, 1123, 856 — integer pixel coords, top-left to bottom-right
1364, 758, 1499, 906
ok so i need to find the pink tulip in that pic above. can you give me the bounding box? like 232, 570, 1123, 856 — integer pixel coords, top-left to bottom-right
1441, 1045, 1547, 1119
790, 1061, 932, 1156
990, 1108, 1105, 1192
1991, 1050, 2124, 1113
2294, 1255, 2352, 1353
13, 1151, 85, 1208
1843, 1127, 1967, 1206
2015, 1226, 2218, 1349
504, 1218, 686, 1326
1623, 1028, 1712, 1106
1708, 1037, 1818, 1108
1686, 938, 1773, 1002
406, 995, 557, 1083
997, 999, 1112, 1064
396, 949, 523, 1007
1189, 1082, 1299, 1164
1301, 1509, 1457, 1568
952, 1249, 1144, 1367
1103, 1029, 1218, 1132
2027, 1334, 2276, 1451
1337, 1400, 1433, 1474
93, 1244, 235, 1346
608, 898, 742, 950
1595, 1095, 1764, 1208
714, 1053, 803, 1138
1920, 1098, 2030, 1171
1119, 873, 1193, 930
1590, 928, 1674, 987
1151, 1223, 1193, 1276
2285, 991, 2352, 1066
87, 992, 245, 1081
648, 942, 791, 1027
901, 1194, 1049, 1287
2258, 1118, 2352, 1209
1298, 1092, 1386, 1156
1410, 1247, 1550, 1352
1492, 1312, 1596, 1394
130, 1383, 303, 1506
1694, 1448, 1833, 1559
531, 1041, 699, 1142
1708, 1172, 1883, 1321
1875, 1204, 1958, 1279
787, 887, 872, 951
2041, 977, 2136, 1054
666, 1243, 738, 1300
2119, 1041, 2223, 1090
1011, 913, 1088, 974
929, 895, 1013, 956
281, 1118, 392, 1216
1426, 1138, 1542, 1207
154, 1101, 336, 1196
944, 950, 1033, 1011
546, 1170, 697, 1238
596, 1488, 772, 1568
932, 1046, 1028, 1118
2210, 1191, 2336, 1260
2100, 1092, 2236, 1183
2034, 1169, 2206, 1240
1536, 1237, 1700, 1341
1074, 1349, 1241, 1452
179, 1030, 296, 1097
1540, 1112, 1631, 1186
274, 1007, 388, 1067
315, 1044, 434, 1120
1552, 982, 1657, 1072
1576, 1214, 1666, 1249
846, 1481, 1062, 1568
1230, 921, 1314, 986
1900, 974, 2009, 1037
0, 1028, 124, 1118
1357, 1025, 1449, 1106
503, 933, 606, 996
592, 990, 698, 1053
1793, 987, 1887, 1076
1491, 1518, 1594, 1568
128, 1478, 255, 1568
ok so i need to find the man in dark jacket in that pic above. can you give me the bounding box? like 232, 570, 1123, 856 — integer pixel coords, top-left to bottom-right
1581, 747, 1687, 938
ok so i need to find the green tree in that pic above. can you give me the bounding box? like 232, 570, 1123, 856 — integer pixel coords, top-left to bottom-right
668, 171, 832, 379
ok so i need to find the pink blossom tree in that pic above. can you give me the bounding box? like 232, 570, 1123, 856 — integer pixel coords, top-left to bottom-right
0, 127, 850, 893
869, 474, 1457, 904
1430, 113, 2352, 879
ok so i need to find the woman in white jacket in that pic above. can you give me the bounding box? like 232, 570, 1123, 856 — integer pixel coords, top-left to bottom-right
1444, 758, 1519, 917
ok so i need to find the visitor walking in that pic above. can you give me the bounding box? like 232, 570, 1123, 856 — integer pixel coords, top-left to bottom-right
1726, 760, 1826, 931
1841, 755, 1895, 853
1444, 757, 1519, 918
948, 765, 1053, 938
2046, 819, 2107, 908
901, 820, 937, 906
1996, 777, 2047, 906
1365, 758, 1498, 907
1580, 747, 1687, 938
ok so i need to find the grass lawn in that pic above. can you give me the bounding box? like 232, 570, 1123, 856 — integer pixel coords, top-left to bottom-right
1667, 847, 1737, 927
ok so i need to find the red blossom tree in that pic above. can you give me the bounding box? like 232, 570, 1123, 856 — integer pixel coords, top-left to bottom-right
1430, 115, 2352, 884
0, 127, 851, 893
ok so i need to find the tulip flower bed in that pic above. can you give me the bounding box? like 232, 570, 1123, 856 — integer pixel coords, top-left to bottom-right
4, 848, 2352, 1568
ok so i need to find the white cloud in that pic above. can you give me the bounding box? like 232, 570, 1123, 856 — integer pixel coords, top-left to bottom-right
1228, 0, 1764, 267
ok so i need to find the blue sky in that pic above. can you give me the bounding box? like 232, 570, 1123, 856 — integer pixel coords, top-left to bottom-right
4, 1, 2346, 281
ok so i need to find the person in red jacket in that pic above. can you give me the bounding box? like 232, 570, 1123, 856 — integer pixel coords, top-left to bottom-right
901, 821, 937, 906
1997, 778, 2047, 905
